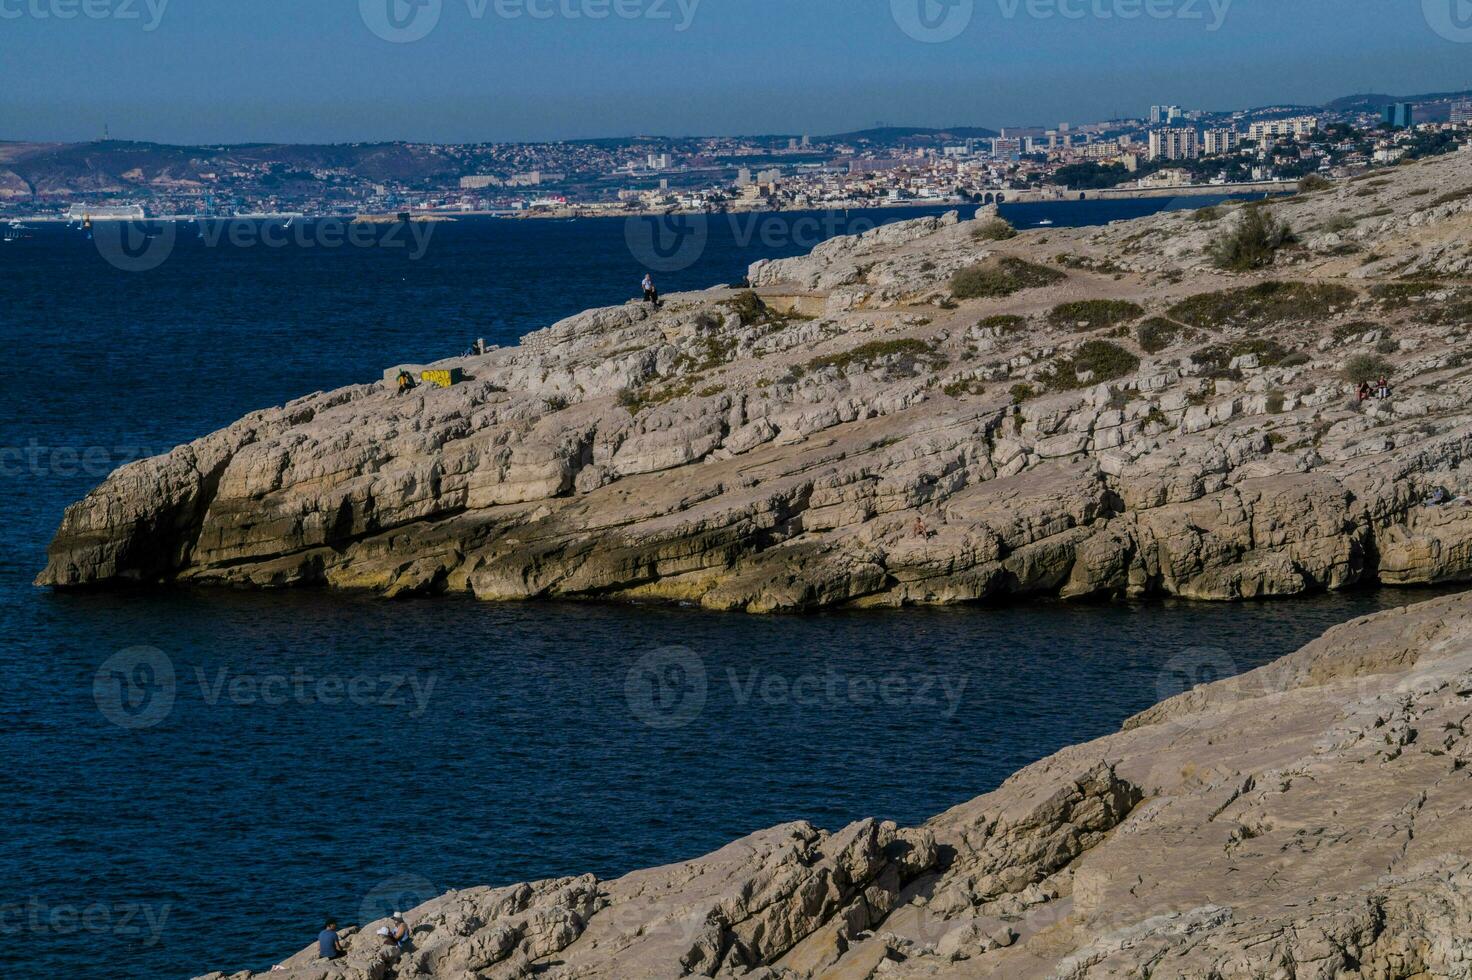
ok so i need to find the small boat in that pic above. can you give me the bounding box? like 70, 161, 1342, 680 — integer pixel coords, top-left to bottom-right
1036, 218, 1055, 227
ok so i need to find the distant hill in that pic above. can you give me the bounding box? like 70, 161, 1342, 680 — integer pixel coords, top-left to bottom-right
820, 126, 1000, 143
1326, 90, 1472, 112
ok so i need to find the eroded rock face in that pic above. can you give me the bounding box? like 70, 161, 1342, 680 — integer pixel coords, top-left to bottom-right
39, 150, 1472, 611
193, 590, 1472, 979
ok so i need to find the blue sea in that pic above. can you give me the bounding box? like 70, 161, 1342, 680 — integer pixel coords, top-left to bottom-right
0, 199, 1436, 979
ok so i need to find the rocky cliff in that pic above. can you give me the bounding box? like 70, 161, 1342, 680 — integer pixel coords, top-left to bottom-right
39, 150, 1472, 611
194, 589, 1472, 979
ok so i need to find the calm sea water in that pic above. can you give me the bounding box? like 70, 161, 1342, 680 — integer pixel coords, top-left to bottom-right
1, 199, 1434, 980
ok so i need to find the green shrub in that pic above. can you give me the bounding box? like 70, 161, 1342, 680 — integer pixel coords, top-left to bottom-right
1343, 353, 1392, 384
1192, 206, 1221, 223
1047, 299, 1144, 332
1376, 337, 1399, 354
1432, 187, 1472, 207
1009, 383, 1036, 404
1136, 317, 1183, 354
1322, 214, 1357, 234
950, 257, 1066, 300
976, 314, 1026, 334
722, 290, 769, 324
1370, 281, 1444, 303
1048, 340, 1140, 389
1192, 339, 1290, 377
807, 339, 947, 377
971, 218, 1018, 242
1297, 174, 1332, 193
1332, 320, 1381, 343
1266, 389, 1286, 413
1168, 281, 1357, 331
1209, 208, 1296, 271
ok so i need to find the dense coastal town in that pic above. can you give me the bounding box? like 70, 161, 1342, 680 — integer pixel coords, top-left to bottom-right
3, 91, 1471, 221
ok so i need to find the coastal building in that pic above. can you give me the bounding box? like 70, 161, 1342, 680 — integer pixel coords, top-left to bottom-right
1148, 128, 1199, 162
1150, 104, 1183, 125
459, 175, 500, 189
1203, 129, 1240, 156
1453, 101, 1472, 126
1381, 103, 1415, 129
990, 137, 1023, 160
1247, 116, 1319, 145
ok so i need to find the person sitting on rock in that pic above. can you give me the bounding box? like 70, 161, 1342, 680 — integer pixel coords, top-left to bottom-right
319, 920, 346, 961
396, 370, 417, 396
390, 912, 412, 951
1357, 381, 1371, 404
1377, 376, 1391, 399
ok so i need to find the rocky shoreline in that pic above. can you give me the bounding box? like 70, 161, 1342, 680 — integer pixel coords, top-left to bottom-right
194, 589, 1472, 978
38, 149, 1472, 610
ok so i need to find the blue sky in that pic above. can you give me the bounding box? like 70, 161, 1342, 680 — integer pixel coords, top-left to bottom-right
2, 0, 1470, 143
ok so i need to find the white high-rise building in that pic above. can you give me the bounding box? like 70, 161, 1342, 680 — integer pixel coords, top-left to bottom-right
1246, 117, 1318, 145
1452, 102, 1472, 126
1148, 128, 1199, 162
1203, 129, 1240, 156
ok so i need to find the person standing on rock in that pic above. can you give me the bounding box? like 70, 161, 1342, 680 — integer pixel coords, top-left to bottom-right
642, 273, 658, 306
318, 920, 346, 961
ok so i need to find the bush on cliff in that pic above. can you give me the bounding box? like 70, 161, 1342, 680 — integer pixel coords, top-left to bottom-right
1168, 281, 1358, 331
1046, 340, 1140, 390
1136, 317, 1184, 354
1208, 208, 1297, 271
950, 257, 1065, 300
1192, 339, 1291, 378
1048, 300, 1144, 332
1343, 353, 1393, 385
808, 338, 947, 378
1297, 174, 1332, 193
971, 218, 1018, 242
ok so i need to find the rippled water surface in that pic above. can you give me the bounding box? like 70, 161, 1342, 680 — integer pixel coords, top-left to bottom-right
0, 200, 1435, 979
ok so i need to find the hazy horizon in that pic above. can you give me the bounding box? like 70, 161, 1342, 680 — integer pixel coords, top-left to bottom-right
2, 0, 1471, 144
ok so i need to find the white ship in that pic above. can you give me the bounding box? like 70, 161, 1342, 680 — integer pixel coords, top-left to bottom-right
64, 203, 146, 222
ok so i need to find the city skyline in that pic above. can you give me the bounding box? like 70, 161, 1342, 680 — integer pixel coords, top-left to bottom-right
2, 0, 1472, 144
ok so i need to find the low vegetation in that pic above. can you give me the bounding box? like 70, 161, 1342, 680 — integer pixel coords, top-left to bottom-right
1047, 340, 1140, 390
808, 338, 947, 378
1136, 317, 1185, 354
1297, 174, 1332, 193
950, 257, 1066, 300
970, 218, 1018, 242
1048, 299, 1144, 332
1343, 353, 1393, 384
1433, 187, 1472, 207
1192, 206, 1221, 223
1168, 281, 1358, 331
1192, 339, 1291, 378
976, 314, 1027, 334
1208, 207, 1297, 271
